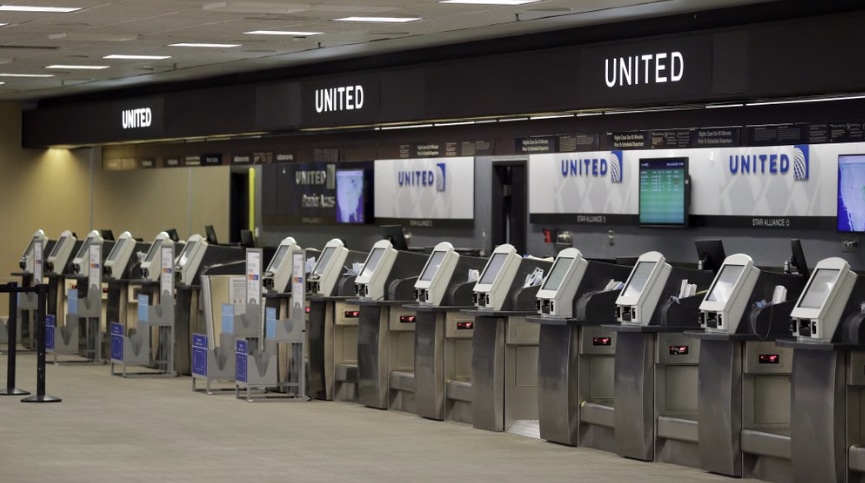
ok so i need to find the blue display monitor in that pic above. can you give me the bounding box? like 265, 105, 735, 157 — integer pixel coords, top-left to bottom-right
639, 157, 689, 227
838, 154, 865, 233
336, 169, 369, 224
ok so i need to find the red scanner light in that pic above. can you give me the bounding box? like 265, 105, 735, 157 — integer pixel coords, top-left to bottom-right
758, 354, 780, 364
669, 346, 689, 355
344, 310, 360, 318
305, 306, 311, 313
457, 321, 474, 330
400, 315, 416, 323
592, 337, 612, 346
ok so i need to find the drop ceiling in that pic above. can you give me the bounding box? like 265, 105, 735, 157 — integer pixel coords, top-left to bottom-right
0, 0, 777, 102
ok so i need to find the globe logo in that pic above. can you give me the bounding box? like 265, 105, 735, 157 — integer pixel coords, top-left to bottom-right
792, 146, 809, 181
610, 151, 623, 183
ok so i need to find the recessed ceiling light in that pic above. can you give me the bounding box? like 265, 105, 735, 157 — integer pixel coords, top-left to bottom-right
0, 5, 81, 13
103, 54, 172, 60
0, 73, 54, 77
244, 30, 323, 36
0, 23, 7, 27
168, 42, 241, 48
49, 32, 137, 41
334, 16, 421, 23
440, 0, 539, 4
46, 64, 109, 70
0, 81, 5, 85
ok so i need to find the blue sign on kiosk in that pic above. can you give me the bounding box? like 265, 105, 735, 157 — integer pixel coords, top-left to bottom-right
235, 339, 248, 383
110, 322, 124, 361
45, 314, 56, 350
138, 294, 149, 323
192, 334, 208, 377
68, 290, 78, 316
265, 307, 276, 339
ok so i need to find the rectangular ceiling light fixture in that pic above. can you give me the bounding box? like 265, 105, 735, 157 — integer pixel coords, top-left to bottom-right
440, 0, 540, 4
0, 23, 7, 27
103, 54, 172, 60
244, 30, 323, 36
0, 72, 54, 77
203, 2, 309, 14
46, 64, 109, 70
334, 16, 421, 23
0, 5, 81, 13
168, 42, 241, 48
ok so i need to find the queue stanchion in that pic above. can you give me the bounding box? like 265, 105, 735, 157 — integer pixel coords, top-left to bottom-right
22, 284, 61, 403
0, 282, 29, 396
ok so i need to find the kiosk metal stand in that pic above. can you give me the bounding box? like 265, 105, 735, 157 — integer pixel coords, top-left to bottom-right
51, 244, 104, 364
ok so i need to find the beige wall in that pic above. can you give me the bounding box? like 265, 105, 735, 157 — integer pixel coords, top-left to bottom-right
0, 102, 229, 315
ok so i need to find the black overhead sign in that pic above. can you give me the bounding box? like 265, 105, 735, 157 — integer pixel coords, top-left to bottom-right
580, 34, 713, 108
301, 73, 381, 128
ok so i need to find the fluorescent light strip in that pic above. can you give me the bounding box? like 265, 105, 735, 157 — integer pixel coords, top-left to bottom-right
0, 5, 81, 13
530, 114, 573, 120
244, 30, 322, 36
46, 64, 109, 70
334, 16, 421, 23
434, 120, 474, 127
379, 123, 433, 130
576, 112, 603, 117
0, 23, 7, 27
0, 81, 5, 85
168, 43, 241, 48
705, 103, 744, 109
498, 117, 529, 122
746, 95, 865, 107
0, 73, 54, 77
441, 0, 539, 4
103, 54, 172, 60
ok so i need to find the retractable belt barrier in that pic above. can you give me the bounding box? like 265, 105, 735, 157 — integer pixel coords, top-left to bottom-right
0, 282, 61, 403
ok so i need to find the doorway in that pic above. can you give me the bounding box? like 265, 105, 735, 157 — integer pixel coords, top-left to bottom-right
491, 161, 528, 254
229, 169, 250, 244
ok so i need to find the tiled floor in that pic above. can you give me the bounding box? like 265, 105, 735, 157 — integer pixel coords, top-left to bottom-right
0, 352, 755, 482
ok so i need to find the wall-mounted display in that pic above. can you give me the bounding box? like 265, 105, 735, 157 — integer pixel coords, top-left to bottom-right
336, 169, 373, 224
837, 154, 865, 232
638, 157, 689, 227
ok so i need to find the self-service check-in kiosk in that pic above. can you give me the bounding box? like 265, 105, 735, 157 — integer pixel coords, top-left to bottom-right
9, 230, 51, 348
306, 239, 369, 401
524, 248, 632, 446
461, 244, 552, 434
53, 230, 111, 363
173, 234, 244, 375
110, 239, 177, 378
772, 257, 865, 483
686, 253, 807, 480
44, 230, 77, 326
103, 232, 150, 330
607, 251, 715, 465
405, 242, 486, 422
348, 239, 427, 410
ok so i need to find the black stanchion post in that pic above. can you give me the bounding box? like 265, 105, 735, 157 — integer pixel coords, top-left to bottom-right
22, 284, 60, 403
0, 282, 28, 396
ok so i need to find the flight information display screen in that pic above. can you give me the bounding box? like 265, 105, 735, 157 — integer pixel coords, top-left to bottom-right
838, 154, 865, 232
639, 157, 689, 226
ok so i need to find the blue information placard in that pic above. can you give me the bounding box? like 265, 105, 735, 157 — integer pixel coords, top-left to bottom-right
235, 339, 248, 383
265, 307, 277, 339
110, 322, 124, 361
192, 334, 208, 377
138, 294, 149, 323
68, 290, 78, 315
221, 304, 234, 334
45, 314, 55, 350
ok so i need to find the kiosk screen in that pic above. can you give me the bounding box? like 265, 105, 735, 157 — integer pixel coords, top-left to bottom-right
797, 269, 839, 309
360, 248, 385, 278
145, 239, 162, 262
178, 241, 197, 267
541, 257, 573, 292
479, 253, 507, 285
314, 247, 336, 276
270, 245, 289, 271
419, 251, 447, 282
706, 264, 745, 303
49, 235, 68, 258
622, 261, 657, 298
107, 238, 128, 262
74, 239, 91, 259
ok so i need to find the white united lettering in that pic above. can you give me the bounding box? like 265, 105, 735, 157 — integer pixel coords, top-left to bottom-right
604, 52, 684, 88
315, 85, 365, 113
121, 107, 153, 129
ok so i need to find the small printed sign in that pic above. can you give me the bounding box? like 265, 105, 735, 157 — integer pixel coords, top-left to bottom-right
235, 339, 248, 383
192, 334, 208, 377
110, 322, 124, 361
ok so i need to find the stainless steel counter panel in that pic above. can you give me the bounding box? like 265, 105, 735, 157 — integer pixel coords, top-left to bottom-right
537, 324, 579, 446
414, 310, 445, 420
357, 304, 388, 409
614, 331, 654, 460
472, 315, 505, 432
697, 339, 743, 477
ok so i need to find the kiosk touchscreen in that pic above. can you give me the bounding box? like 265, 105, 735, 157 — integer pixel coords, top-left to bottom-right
71, 230, 104, 277
472, 245, 523, 311
46, 230, 76, 275
19, 229, 47, 273
308, 239, 348, 296
790, 257, 857, 341
175, 234, 208, 286
698, 254, 760, 333
139, 232, 172, 282
535, 248, 589, 318
263, 237, 299, 293
414, 242, 457, 306
103, 231, 136, 279
354, 241, 392, 300
615, 251, 672, 325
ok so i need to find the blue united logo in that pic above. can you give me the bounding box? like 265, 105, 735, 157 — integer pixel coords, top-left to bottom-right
792, 145, 809, 181
610, 151, 623, 183
435, 163, 447, 192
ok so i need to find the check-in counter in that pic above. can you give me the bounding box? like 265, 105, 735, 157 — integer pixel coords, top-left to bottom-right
461, 244, 552, 434
9, 229, 52, 347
